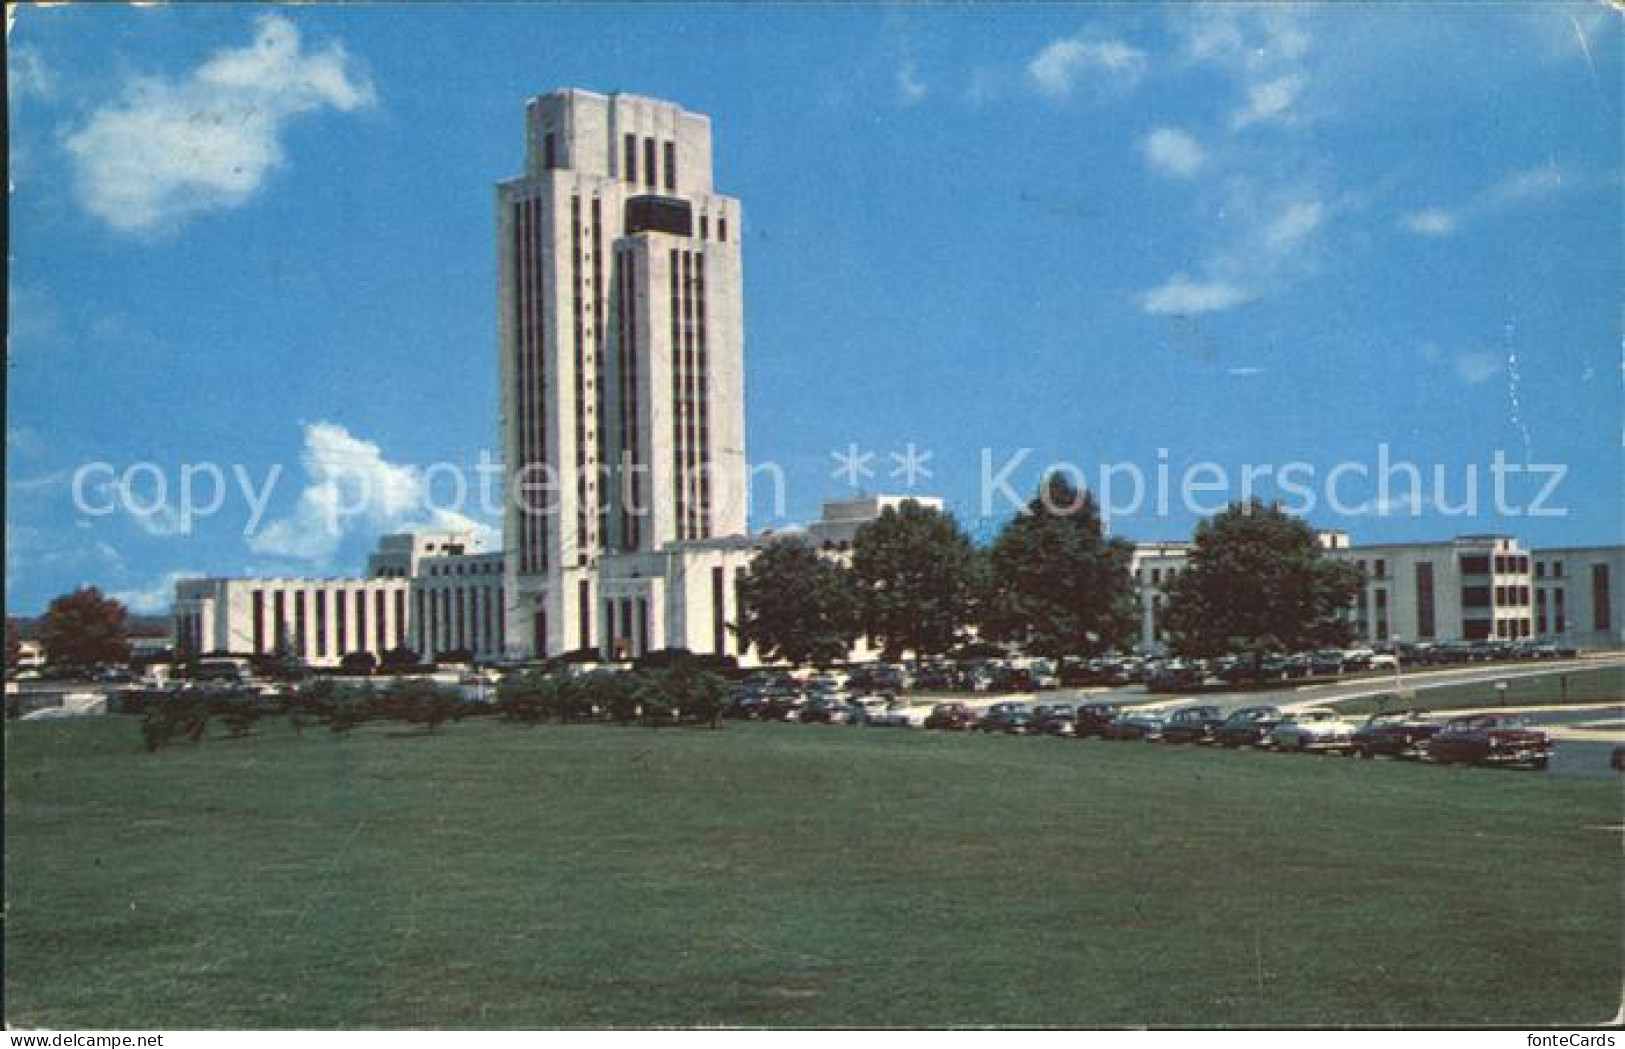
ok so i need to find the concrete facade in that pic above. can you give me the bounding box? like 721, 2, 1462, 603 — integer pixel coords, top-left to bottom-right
1531, 545, 1623, 650
497, 89, 747, 659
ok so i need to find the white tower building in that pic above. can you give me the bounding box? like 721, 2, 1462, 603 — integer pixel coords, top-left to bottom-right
496, 89, 747, 657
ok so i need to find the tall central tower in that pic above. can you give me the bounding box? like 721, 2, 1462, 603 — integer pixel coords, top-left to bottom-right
497, 89, 746, 657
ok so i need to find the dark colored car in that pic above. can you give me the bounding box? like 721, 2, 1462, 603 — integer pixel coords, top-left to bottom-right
1426, 714, 1553, 769
1104, 710, 1167, 740
1309, 650, 1347, 677
1351, 709, 1444, 759
1072, 702, 1123, 739
992, 665, 1036, 692
977, 702, 1034, 734
1145, 663, 1206, 693
923, 702, 978, 731
1160, 705, 1225, 744
1216, 706, 1285, 748
1032, 703, 1077, 736
798, 696, 854, 724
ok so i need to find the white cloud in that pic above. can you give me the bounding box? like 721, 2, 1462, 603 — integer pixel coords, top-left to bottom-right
1400, 208, 1459, 237
249, 422, 497, 563
1226, 366, 1266, 377
8, 45, 56, 100
1140, 185, 1329, 315
1399, 163, 1573, 238
1028, 34, 1146, 98
1229, 73, 1305, 129
1260, 199, 1325, 255
1453, 350, 1504, 386
895, 60, 928, 105
1141, 128, 1206, 178
61, 13, 374, 234
114, 570, 200, 614
1141, 275, 1254, 315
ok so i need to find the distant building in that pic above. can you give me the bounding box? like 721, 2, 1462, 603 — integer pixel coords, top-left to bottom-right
174, 529, 498, 666
1531, 545, 1623, 650
1129, 532, 1621, 652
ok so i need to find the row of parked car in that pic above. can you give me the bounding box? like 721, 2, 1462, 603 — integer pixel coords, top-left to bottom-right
919, 699, 1555, 769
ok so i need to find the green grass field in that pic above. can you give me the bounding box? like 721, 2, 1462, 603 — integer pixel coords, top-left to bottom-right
1329, 664, 1624, 716
6, 715, 1621, 1028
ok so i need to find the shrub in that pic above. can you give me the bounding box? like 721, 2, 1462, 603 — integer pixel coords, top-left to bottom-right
379, 677, 463, 732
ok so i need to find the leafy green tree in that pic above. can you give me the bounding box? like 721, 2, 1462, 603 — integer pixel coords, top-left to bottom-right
981, 476, 1137, 657
496, 669, 559, 724
5, 617, 22, 671
1162, 499, 1363, 659
40, 587, 131, 668
380, 646, 422, 672
850, 500, 978, 660
339, 651, 378, 676
735, 537, 859, 666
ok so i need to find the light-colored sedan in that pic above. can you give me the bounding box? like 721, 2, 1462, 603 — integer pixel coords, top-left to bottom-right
1269, 708, 1360, 753
866, 699, 928, 728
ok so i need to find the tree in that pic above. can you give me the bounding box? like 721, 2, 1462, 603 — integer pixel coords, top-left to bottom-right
980, 477, 1137, 658
379, 646, 422, 672
338, 651, 378, 676
850, 500, 978, 660
5, 617, 22, 671
39, 587, 131, 668
1161, 499, 1363, 659
734, 537, 859, 666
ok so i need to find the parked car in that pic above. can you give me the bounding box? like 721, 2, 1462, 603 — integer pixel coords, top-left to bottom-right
1160, 705, 1226, 745
1072, 702, 1124, 738
977, 702, 1034, 734
849, 695, 894, 725
1426, 714, 1553, 769
1145, 662, 1206, 693
1268, 708, 1359, 752
923, 702, 979, 731
1216, 706, 1285, 748
760, 690, 807, 722
1032, 703, 1077, 736
865, 700, 925, 728
799, 696, 856, 724
1104, 710, 1168, 741
1351, 708, 1444, 759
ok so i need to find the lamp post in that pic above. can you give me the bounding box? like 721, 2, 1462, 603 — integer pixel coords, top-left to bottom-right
1391, 633, 1404, 705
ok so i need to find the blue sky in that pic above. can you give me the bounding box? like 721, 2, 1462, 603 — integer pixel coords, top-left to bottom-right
6, 2, 1621, 613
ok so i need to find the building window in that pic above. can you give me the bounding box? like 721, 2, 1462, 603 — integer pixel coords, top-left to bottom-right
1555, 588, 1567, 634
1594, 563, 1612, 632
273, 591, 287, 653
1461, 586, 1492, 608
1460, 554, 1491, 575
251, 590, 265, 654
700, 214, 709, 241
1373, 558, 1386, 580
712, 565, 726, 655
394, 590, 407, 650
1415, 562, 1435, 639
643, 137, 657, 188
294, 591, 307, 657
336, 591, 348, 653
579, 579, 592, 653
663, 140, 676, 191
1536, 589, 1548, 634
718, 216, 728, 242
623, 133, 637, 183
315, 592, 328, 657
544, 131, 557, 170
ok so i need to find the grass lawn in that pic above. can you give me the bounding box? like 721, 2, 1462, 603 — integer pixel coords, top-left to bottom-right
5, 715, 1620, 1028
1330, 664, 1624, 716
